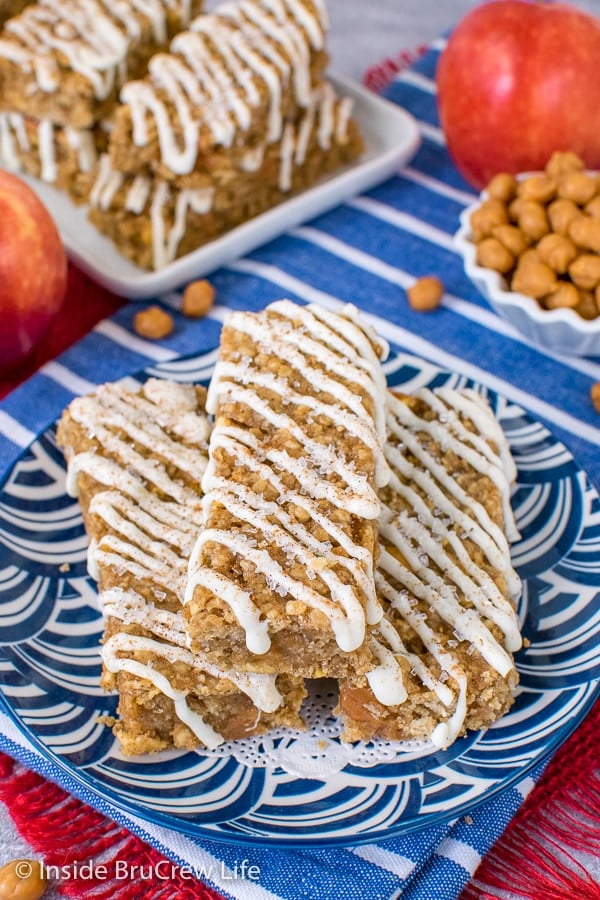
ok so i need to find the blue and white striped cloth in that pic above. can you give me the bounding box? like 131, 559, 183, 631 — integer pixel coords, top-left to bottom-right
1, 37, 598, 900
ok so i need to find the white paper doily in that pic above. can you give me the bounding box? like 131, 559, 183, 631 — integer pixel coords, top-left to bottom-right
195, 679, 433, 779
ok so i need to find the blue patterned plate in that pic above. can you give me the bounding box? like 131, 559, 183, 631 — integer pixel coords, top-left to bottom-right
0, 348, 599, 848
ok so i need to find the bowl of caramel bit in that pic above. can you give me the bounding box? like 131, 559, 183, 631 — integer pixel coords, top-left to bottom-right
455, 151, 600, 356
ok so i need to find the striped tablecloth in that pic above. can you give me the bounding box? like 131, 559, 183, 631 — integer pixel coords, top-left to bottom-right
0, 35, 599, 900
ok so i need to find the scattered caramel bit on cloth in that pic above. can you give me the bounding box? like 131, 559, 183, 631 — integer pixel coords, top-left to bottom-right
469, 151, 600, 319
0, 859, 49, 900
133, 306, 174, 340
181, 279, 216, 318
58, 562, 70, 573
407, 276, 444, 311
590, 381, 600, 412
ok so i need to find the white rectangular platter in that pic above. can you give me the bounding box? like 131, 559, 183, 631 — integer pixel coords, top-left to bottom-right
23, 74, 420, 300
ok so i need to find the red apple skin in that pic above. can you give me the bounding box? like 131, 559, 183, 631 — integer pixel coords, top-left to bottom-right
0, 170, 67, 371
436, 0, 600, 190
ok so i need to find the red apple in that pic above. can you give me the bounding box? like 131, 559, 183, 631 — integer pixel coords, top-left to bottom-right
436, 0, 600, 190
0, 171, 67, 372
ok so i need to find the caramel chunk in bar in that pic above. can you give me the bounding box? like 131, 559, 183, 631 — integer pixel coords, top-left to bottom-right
337, 388, 522, 748
185, 299, 390, 678
57, 377, 305, 754
0, 0, 204, 128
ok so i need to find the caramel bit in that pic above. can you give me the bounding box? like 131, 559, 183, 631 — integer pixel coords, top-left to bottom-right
590, 381, 600, 413
407, 276, 444, 312
133, 306, 174, 340
469, 151, 600, 320
181, 279, 216, 318
0, 859, 49, 900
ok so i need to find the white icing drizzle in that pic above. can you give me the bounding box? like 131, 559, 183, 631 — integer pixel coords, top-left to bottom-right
120, 0, 327, 174
317, 79, 335, 149
240, 143, 265, 171
66, 381, 208, 603
213, 299, 389, 453
184, 564, 270, 655
64, 126, 98, 172
90, 153, 124, 208
335, 96, 353, 145
366, 636, 407, 706
38, 119, 54, 182
125, 173, 152, 213
186, 301, 388, 656
0, 114, 26, 172
357, 388, 522, 748
278, 121, 294, 191
0, 0, 194, 100
148, 179, 216, 270
0, 112, 98, 183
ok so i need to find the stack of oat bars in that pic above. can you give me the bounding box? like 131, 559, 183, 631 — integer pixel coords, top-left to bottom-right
86, 0, 363, 270
0, 0, 364, 270
58, 300, 523, 755
0, 0, 203, 202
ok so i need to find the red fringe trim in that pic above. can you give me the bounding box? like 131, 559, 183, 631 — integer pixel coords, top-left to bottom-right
460, 699, 600, 900
363, 44, 428, 94
0, 755, 223, 899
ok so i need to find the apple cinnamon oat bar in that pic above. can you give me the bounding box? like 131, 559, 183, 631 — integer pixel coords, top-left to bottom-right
57, 377, 305, 755
337, 388, 522, 748
87, 80, 362, 269
107, 0, 330, 180
184, 299, 390, 678
0, 0, 204, 129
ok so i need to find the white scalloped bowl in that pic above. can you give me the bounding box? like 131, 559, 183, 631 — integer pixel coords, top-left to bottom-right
455, 198, 600, 357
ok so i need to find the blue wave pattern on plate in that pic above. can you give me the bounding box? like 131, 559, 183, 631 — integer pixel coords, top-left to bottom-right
0, 349, 599, 846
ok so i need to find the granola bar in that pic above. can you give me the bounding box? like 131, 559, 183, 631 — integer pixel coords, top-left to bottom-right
57, 377, 305, 754
88, 81, 362, 269
0, 0, 204, 129
184, 299, 390, 678
337, 388, 522, 748
108, 0, 330, 179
